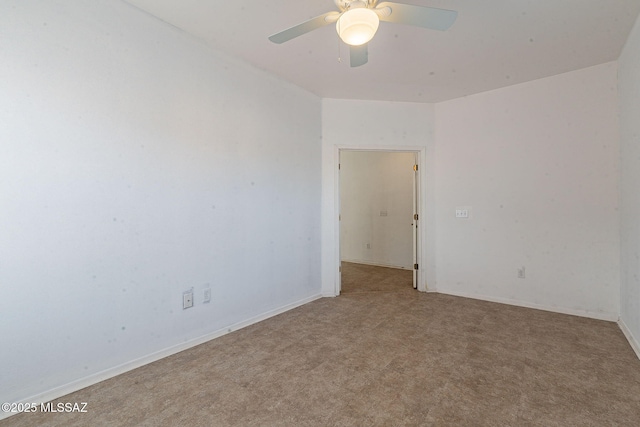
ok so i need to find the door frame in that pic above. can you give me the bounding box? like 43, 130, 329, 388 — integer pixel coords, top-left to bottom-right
333, 145, 427, 295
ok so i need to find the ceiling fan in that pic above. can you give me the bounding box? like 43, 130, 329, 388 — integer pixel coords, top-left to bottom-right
268, 0, 458, 67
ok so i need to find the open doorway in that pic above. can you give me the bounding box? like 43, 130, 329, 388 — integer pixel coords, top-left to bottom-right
339, 150, 419, 293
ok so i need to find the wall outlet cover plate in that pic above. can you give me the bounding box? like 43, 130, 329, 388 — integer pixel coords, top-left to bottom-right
183, 291, 194, 309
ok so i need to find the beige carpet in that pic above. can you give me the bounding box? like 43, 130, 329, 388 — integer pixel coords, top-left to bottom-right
5, 264, 640, 426
341, 262, 413, 293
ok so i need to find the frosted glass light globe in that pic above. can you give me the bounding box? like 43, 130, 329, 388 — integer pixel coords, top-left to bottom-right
336, 8, 380, 46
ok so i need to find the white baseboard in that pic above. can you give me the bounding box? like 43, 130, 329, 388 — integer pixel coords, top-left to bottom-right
1, 293, 322, 421
618, 318, 640, 360
436, 289, 619, 322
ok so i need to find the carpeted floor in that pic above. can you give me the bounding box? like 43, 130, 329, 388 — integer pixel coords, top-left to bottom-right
4, 264, 640, 426
341, 262, 413, 293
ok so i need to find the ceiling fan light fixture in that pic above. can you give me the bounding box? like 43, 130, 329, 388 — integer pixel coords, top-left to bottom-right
336, 8, 379, 46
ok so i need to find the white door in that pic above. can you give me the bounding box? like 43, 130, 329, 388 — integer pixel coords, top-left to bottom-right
412, 153, 419, 289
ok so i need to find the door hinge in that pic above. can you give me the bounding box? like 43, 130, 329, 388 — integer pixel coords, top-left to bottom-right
413, 164, 418, 171
414, 263, 419, 270
413, 213, 419, 221
338, 163, 341, 170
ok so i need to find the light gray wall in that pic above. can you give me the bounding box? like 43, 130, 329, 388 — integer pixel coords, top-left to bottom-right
619, 13, 640, 353
434, 62, 620, 320
322, 64, 621, 320
340, 151, 415, 269
0, 0, 321, 404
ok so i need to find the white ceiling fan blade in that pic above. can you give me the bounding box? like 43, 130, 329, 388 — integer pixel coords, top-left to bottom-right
350, 44, 368, 67
376, 2, 457, 31
269, 11, 340, 44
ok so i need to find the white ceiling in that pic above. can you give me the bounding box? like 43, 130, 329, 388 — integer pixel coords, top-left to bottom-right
123, 0, 640, 103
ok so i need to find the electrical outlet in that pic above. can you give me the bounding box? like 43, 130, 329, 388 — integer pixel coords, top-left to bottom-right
183, 289, 194, 309
518, 267, 526, 279
203, 288, 211, 304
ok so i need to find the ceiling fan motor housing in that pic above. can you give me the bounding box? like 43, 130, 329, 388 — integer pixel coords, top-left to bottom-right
335, 0, 378, 11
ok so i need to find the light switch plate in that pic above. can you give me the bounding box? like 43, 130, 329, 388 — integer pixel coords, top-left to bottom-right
455, 207, 470, 218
